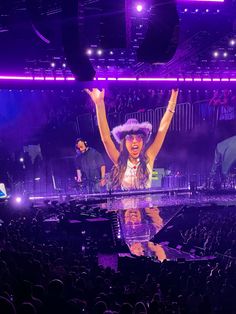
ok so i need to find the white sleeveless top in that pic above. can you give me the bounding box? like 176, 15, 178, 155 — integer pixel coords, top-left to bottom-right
121, 159, 152, 190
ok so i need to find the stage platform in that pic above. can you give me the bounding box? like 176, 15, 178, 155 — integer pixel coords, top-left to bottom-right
30, 188, 236, 263
28, 186, 236, 209
2, 187, 235, 263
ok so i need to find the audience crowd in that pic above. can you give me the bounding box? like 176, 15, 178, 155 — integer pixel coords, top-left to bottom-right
180, 207, 236, 258
0, 203, 235, 314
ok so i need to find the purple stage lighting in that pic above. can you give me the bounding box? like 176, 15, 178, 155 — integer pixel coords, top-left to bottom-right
10, 195, 31, 210
86, 49, 93, 56
136, 4, 143, 12
0, 75, 236, 83
15, 197, 22, 204
0, 76, 33, 80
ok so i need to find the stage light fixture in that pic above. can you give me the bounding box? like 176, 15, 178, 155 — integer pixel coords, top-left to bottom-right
15, 197, 22, 204
25, 0, 180, 80
62, 0, 95, 81
9, 194, 32, 211
137, 0, 179, 64
136, 4, 143, 12
86, 49, 93, 56
213, 51, 219, 58
229, 39, 235, 46
223, 52, 228, 58
50, 62, 56, 68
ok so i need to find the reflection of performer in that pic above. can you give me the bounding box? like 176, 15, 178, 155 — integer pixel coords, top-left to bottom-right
121, 206, 166, 261
85, 88, 178, 190
210, 135, 236, 184
75, 138, 106, 193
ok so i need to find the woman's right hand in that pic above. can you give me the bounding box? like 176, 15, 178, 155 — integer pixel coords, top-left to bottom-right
75, 176, 82, 183
85, 88, 105, 105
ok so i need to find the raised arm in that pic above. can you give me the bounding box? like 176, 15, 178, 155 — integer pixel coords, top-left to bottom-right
146, 89, 179, 163
85, 88, 119, 164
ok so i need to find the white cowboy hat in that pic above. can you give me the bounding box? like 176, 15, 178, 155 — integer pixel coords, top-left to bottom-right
111, 119, 152, 144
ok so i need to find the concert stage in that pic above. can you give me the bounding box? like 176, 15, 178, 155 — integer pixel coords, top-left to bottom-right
28, 186, 236, 207
8, 187, 232, 264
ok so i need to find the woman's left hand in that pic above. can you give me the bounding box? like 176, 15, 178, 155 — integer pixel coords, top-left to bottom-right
170, 88, 179, 102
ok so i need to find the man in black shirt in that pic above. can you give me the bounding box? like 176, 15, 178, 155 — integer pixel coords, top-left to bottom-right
75, 139, 106, 193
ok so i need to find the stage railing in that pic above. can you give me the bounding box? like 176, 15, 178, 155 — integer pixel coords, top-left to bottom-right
125, 102, 194, 132
76, 113, 95, 137
107, 112, 122, 129
75, 100, 231, 137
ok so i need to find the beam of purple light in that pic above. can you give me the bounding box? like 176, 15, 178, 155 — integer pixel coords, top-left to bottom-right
139, 78, 178, 81
45, 77, 55, 81
117, 78, 136, 81
32, 24, 50, 44
34, 77, 45, 80
0, 76, 33, 80
0, 75, 236, 83
66, 77, 76, 81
